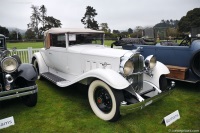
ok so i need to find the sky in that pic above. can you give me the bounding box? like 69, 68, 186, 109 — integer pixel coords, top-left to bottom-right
0, 0, 200, 31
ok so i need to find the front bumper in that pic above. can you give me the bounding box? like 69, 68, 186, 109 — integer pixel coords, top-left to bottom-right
0, 85, 38, 101
120, 88, 174, 115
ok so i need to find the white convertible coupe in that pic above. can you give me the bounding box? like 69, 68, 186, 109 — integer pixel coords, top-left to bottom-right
32, 28, 175, 121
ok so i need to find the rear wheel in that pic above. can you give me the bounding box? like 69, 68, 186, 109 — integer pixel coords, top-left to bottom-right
88, 80, 123, 122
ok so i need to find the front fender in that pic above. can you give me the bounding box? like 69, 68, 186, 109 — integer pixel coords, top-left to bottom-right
143, 61, 170, 89
16, 63, 38, 81
32, 52, 48, 74
83, 69, 130, 89
57, 68, 130, 90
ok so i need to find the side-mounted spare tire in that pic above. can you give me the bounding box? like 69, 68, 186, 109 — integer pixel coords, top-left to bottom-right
190, 50, 200, 78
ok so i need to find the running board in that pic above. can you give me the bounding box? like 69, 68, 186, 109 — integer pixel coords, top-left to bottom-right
41, 72, 66, 84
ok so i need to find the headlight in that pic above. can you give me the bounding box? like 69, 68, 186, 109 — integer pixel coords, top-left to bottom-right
120, 60, 134, 76
1, 57, 19, 73
145, 55, 157, 69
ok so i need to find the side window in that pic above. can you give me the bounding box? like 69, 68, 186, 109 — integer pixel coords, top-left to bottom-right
0, 38, 4, 48
50, 34, 66, 47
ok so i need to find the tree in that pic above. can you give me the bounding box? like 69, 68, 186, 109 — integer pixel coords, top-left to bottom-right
178, 8, 200, 32
28, 4, 62, 38
167, 28, 178, 37
113, 30, 120, 34
39, 5, 47, 33
81, 6, 99, 30
9, 30, 22, 40
128, 28, 133, 34
25, 29, 36, 40
27, 5, 41, 39
0, 26, 9, 37
100, 23, 109, 32
42, 16, 62, 30
154, 19, 179, 28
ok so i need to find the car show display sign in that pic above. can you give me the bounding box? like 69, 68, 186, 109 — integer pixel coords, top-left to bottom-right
163, 110, 180, 126
0, 116, 15, 129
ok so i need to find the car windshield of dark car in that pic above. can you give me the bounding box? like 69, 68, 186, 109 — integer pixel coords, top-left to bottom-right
0, 38, 4, 48
69, 33, 103, 45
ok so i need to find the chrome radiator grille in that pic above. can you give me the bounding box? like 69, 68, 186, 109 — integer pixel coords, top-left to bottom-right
127, 53, 144, 92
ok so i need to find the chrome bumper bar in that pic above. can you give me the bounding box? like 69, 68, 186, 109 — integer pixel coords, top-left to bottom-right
120, 86, 174, 115
0, 85, 38, 101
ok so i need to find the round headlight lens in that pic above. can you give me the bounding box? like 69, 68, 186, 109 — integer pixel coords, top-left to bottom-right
150, 56, 156, 68
1, 57, 18, 73
123, 60, 134, 76
145, 55, 157, 69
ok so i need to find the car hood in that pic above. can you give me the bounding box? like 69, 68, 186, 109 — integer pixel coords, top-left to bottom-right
68, 45, 134, 58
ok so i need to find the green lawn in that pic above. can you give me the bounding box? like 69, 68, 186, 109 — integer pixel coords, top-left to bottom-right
7, 42, 44, 49
2, 41, 199, 132
0, 80, 199, 132
7, 41, 115, 49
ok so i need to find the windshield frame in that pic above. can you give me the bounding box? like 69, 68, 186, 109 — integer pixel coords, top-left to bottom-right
66, 32, 104, 47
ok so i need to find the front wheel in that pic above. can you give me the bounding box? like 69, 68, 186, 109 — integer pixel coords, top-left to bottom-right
88, 80, 123, 122
22, 93, 37, 107
21, 81, 38, 107
159, 75, 168, 92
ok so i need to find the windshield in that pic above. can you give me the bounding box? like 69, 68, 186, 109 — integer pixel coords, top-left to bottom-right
0, 38, 4, 48
0, 38, 5, 50
68, 33, 104, 45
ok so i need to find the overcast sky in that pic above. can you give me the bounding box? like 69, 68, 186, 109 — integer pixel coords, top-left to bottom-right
0, 0, 199, 31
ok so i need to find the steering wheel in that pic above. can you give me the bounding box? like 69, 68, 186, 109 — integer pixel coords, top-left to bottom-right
179, 35, 191, 46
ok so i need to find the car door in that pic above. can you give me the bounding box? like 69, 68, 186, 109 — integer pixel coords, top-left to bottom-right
45, 34, 69, 73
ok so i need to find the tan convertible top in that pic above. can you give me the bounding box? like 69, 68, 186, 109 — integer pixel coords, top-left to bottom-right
44, 28, 104, 35
44, 28, 104, 49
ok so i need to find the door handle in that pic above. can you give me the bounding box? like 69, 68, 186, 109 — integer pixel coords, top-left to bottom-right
49, 52, 52, 55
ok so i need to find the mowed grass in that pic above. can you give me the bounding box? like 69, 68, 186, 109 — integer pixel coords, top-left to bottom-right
7, 42, 44, 49
7, 40, 115, 49
2, 41, 199, 132
0, 80, 199, 132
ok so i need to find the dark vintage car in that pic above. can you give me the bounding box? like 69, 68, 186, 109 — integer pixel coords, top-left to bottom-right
112, 36, 200, 84
0, 34, 38, 106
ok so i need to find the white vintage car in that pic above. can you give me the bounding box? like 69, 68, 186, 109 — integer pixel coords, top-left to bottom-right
32, 28, 175, 121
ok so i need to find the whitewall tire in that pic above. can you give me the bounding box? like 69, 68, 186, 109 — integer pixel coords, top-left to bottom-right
88, 80, 123, 121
